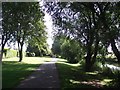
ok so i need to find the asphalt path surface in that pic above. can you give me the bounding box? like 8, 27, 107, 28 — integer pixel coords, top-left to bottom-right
16, 58, 60, 88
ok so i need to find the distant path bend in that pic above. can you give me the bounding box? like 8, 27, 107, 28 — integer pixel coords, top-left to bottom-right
16, 58, 60, 88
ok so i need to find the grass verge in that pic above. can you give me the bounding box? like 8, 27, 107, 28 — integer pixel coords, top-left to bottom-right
2, 57, 52, 88
56, 59, 119, 89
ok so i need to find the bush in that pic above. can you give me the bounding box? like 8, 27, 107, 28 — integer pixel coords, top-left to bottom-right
91, 61, 103, 71
61, 39, 83, 64
79, 60, 103, 71
26, 52, 35, 57
3, 49, 17, 58
3, 48, 26, 58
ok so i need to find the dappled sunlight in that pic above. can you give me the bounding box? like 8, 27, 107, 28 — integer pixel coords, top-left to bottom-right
16, 58, 60, 88
70, 79, 80, 84
85, 72, 98, 75
57, 59, 80, 67
2, 1, 120, 89
56, 59, 118, 88
24, 67, 38, 71
23, 76, 36, 82
101, 79, 113, 86
80, 80, 103, 88
105, 64, 120, 71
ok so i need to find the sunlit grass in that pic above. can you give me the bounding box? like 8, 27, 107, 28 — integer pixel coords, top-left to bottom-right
41, 57, 52, 62
101, 79, 113, 85
2, 57, 52, 64
2, 57, 52, 88
57, 59, 80, 67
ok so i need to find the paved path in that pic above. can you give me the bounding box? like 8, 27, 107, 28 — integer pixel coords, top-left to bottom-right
105, 64, 120, 71
16, 58, 60, 88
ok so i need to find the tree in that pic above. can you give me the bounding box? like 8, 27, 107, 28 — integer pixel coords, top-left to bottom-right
51, 36, 61, 56
0, 3, 15, 61
86, 2, 120, 63
26, 19, 49, 57
44, 2, 101, 71
44, 2, 120, 71
14, 2, 44, 62
52, 34, 84, 63
26, 18, 48, 56
103, 3, 120, 63
2, 2, 45, 62
61, 37, 83, 63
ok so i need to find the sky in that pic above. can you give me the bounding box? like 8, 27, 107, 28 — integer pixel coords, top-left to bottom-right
44, 12, 54, 49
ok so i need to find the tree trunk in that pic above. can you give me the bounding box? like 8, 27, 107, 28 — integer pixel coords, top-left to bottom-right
91, 36, 100, 65
0, 42, 5, 62
85, 42, 93, 72
18, 42, 23, 62
19, 46, 23, 62
85, 52, 92, 72
110, 39, 120, 63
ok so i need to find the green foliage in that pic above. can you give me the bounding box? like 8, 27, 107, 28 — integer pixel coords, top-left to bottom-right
26, 52, 35, 57
80, 60, 102, 72
51, 36, 61, 56
26, 44, 40, 56
91, 61, 103, 71
2, 2, 46, 61
27, 19, 47, 50
56, 59, 118, 88
61, 38, 82, 63
3, 49, 17, 58
102, 66, 118, 77
26, 42, 49, 57
3, 48, 26, 58
6, 49, 17, 58
45, 2, 120, 71
52, 35, 84, 63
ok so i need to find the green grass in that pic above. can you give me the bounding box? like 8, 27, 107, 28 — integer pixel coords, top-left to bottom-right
56, 59, 118, 89
2, 57, 52, 88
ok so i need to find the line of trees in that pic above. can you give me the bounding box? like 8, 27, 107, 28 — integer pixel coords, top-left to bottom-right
44, 2, 120, 71
0, 2, 47, 62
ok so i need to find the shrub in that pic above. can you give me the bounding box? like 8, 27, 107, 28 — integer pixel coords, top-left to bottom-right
26, 52, 35, 57
91, 61, 103, 71
3, 48, 26, 58
61, 39, 83, 64
3, 49, 17, 58
6, 49, 17, 58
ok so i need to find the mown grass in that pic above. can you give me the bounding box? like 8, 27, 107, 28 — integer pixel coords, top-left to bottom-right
56, 59, 119, 89
2, 57, 52, 88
